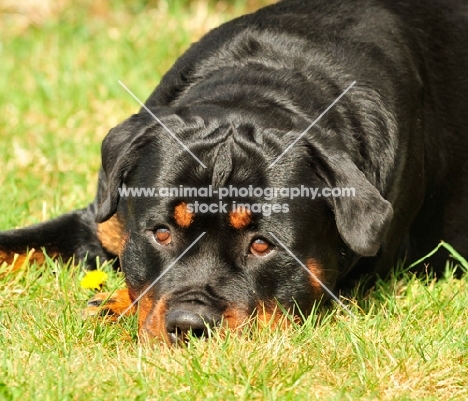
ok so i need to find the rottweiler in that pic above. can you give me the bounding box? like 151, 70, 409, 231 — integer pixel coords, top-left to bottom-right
1, 0, 468, 344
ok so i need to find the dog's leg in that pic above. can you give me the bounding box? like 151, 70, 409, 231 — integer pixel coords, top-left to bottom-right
84, 288, 136, 319
0, 168, 126, 270
0, 203, 121, 270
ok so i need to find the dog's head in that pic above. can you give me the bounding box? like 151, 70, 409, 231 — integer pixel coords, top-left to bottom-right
96, 106, 392, 344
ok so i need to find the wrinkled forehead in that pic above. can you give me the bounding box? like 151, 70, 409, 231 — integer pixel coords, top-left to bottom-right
120, 116, 326, 228
128, 135, 314, 192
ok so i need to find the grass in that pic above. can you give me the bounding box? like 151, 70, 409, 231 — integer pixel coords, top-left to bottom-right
0, 1, 467, 399
1, 260, 467, 399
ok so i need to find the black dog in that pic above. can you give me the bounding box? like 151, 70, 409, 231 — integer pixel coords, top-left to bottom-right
1, 0, 468, 344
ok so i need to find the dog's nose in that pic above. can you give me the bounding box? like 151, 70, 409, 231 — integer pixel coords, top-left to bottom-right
166, 308, 219, 344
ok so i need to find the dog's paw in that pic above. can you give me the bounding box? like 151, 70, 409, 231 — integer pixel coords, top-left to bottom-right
83, 288, 136, 320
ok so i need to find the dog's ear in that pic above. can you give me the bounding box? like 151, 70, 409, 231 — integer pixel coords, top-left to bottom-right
304, 135, 393, 257
95, 113, 156, 223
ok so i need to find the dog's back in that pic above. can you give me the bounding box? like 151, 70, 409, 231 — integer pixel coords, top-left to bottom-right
147, 0, 468, 273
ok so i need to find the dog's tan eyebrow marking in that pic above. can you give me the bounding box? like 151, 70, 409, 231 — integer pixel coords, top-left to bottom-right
97, 214, 124, 255
174, 202, 194, 228
229, 207, 252, 229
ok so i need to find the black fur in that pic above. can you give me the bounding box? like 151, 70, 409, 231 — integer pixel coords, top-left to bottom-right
1, 0, 468, 342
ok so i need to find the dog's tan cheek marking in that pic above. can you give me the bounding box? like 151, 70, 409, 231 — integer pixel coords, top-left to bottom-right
97, 214, 124, 255
256, 301, 294, 330
223, 306, 250, 330
174, 202, 194, 228
138, 296, 169, 344
306, 258, 325, 299
229, 208, 252, 229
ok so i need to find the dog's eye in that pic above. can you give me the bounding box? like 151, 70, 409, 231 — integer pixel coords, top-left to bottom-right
155, 228, 172, 245
250, 238, 272, 257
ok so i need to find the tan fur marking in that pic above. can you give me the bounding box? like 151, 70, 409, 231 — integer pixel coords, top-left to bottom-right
84, 288, 136, 320
0, 249, 53, 273
139, 296, 169, 344
118, 232, 129, 256
256, 301, 295, 330
174, 202, 194, 228
97, 214, 123, 255
306, 259, 325, 298
229, 207, 252, 229
223, 306, 250, 330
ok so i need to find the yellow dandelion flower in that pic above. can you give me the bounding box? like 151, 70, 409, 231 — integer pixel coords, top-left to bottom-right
80, 270, 108, 290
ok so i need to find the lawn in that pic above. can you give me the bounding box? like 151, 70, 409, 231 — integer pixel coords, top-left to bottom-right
0, 1, 467, 399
